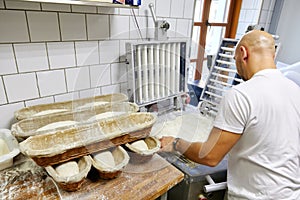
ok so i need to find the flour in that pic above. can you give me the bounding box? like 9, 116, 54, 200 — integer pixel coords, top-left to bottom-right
151, 113, 214, 142
0, 159, 57, 200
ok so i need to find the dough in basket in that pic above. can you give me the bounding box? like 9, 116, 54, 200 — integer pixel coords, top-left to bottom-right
76, 102, 107, 110
131, 140, 149, 151
36, 120, 77, 132
94, 151, 115, 168
33, 109, 68, 117
55, 161, 79, 177
87, 112, 125, 122
0, 138, 10, 156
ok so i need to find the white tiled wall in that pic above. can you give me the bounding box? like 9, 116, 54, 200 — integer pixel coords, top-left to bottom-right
27, 11, 60, 42
14, 43, 49, 72
236, 0, 275, 39
47, 42, 76, 69
0, 0, 194, 128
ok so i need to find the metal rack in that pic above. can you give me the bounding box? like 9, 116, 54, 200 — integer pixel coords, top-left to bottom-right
199, 38, 243, 117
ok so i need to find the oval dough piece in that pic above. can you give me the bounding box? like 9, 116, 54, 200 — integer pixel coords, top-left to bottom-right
87, 112, 125, 122
131, 140, 148, 151
55, 161, 79, 177
33, 109, 68, 117
36, 120, 77, 132
94, 151, 115, 168
0, 138, 10, 156
76, 102, 107, 110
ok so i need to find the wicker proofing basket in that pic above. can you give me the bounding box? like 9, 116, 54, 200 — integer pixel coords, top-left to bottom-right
45, 156, 92, 192
14, 93, 128, 121
11, 102, 139, 140
125, 137, 161, 164
19, 113, 157, 167
90, 146, 129, 180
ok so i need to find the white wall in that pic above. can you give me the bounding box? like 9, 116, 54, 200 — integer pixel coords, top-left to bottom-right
275, 0, 300, 64
0, 0, 195, 128
236, 0, 275, 39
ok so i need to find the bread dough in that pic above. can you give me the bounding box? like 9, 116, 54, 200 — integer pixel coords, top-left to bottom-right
87, 112, 125, 122
76, 102, 107, 110
55, 161, 79, 177
94, 151, 115, 168
131, 140, 149, 151
33, 109, 68, 117
0, 138, 10, 156
36, 121, 77, 132
151, 113, 214, 142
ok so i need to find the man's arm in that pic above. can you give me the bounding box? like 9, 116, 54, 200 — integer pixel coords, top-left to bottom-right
159, 127, 241, 166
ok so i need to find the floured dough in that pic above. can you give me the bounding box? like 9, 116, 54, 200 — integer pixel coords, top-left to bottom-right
55, 161, 79, 177
151, 113, 214, 142
94, 151, 115, 168
33, 109, 68, 117
76, 102, 107, 110
87, 112, 125, 122
36, 121, 77, 132
131, 140, 149, 151
0, 138, 10, 156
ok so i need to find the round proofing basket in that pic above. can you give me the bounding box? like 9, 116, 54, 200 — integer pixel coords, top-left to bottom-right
90, 146, 129, 180
125, 137, 161, 164
45, 156, 92, 192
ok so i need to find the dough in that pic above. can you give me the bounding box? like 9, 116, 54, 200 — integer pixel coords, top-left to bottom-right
151, 113, 214, 142
36, 121, 77, 132
0, 138, 10, 156
76, 102, 107, 110
33, 109, 68, 117
131, 140, 148, 151
94, 151, 115, 168
55, 161, 79, 177
87, 112, 125, 122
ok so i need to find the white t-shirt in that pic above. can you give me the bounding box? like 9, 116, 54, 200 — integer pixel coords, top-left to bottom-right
214, 69, 300, 200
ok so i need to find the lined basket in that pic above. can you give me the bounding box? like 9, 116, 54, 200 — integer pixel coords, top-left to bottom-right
90, 146, 129, 179
45, 156, 91, 192
125, 136, 161, 164
19, 113, 156, 167
11, 102, 139, 140
14, 93, 128, 121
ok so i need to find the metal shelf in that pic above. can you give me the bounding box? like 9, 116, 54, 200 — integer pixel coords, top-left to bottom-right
12, 0, 139, 9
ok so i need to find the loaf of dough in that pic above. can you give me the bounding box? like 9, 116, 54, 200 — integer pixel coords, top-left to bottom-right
94, 151, 115, 168
0, 138, 10, 156
55, 161, 79, 177
36, 121, 77, 132
33, 109, 68, 117
76, 102, 107, 110
131, 140, 149, 151
87, 112, 125, 122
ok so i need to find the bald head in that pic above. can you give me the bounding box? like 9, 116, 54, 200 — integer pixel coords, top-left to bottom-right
237, 30, 276, 56
234, 30, 277, 80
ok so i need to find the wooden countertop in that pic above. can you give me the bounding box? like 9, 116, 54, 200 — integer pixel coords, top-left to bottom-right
0, 154, 184, 200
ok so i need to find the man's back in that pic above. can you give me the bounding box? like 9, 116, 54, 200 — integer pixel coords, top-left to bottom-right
215, 69, 300, 199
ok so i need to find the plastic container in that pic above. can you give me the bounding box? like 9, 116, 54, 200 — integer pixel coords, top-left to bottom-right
0, 129, 20, 170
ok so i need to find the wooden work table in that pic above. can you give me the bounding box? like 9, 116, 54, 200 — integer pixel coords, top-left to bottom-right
0, 154, 184, 200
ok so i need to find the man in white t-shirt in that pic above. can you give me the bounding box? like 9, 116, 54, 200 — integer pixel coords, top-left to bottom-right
159, 30, 300, 199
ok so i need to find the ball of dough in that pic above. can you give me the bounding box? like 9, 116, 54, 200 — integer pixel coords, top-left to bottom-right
55, 161, 79, 177
94, 151, 115, 168
131, 140, 149, 151
0, 138, 10, 156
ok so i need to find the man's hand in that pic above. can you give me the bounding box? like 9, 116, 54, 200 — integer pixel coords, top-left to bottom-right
159, 136, 176, 152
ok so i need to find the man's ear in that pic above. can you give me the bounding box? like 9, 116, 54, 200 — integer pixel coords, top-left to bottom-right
240, 46, 248, 61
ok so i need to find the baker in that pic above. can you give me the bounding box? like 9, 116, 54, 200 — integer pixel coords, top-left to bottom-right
159, 30, 300, 199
